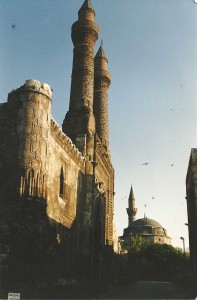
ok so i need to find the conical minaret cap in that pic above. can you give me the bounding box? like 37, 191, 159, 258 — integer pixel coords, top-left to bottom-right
127, 184, 137, 225
128, 185, 135, 205
95, 42, 108, 63
78, 0, 95, 17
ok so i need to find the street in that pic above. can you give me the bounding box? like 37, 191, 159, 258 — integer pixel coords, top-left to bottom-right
97, 281, 194, 299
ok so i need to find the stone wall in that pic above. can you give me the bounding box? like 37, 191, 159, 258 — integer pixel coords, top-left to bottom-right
95, 136, 114, 246
47, 117, 85, 231
0, 78, 115, 281
186, 148, 197, 290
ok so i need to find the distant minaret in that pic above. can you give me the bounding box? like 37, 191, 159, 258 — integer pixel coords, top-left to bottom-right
94, 42, 111, 153
127, 185, 137, 226
62, 0, 99, 145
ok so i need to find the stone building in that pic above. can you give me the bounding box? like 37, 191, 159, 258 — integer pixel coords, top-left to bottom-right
0, 0, 114, 285
120, 185, 171, 248
186, 149, 197, 291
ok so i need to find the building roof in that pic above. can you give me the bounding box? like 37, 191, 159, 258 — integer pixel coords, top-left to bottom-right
124, 217, 169, 237
133, 217, 162, 228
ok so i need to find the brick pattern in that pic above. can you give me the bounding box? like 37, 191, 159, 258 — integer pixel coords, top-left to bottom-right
94, 90, 109, 147
63, 19, 99, 139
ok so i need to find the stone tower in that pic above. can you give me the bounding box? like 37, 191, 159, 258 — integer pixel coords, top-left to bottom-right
94, 42, 111, 153
62, 0, 99, 154
127, 184, 137, 226
17, 80, 52, 199
2, 80, 52, 200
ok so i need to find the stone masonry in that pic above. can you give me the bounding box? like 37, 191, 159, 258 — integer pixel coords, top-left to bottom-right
0, 0, 114, 285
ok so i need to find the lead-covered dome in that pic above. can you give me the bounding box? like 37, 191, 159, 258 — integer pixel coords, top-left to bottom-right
130, 217, 167, 235
122, 217, 171, 245
133, 218, 162, 227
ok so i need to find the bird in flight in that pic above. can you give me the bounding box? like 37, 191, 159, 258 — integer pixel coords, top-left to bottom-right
142, 163, 149, 165
171, 164, 174, 167
11, 24, 16, 29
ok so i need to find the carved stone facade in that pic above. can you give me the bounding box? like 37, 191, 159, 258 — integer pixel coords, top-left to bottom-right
186, 149, 197, 291
0, 0, 114, 286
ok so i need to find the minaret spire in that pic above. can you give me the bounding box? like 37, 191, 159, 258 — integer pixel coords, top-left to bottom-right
94, 41, 111, 152
126, 184, 137, 226
80, 0, 94, 11
78, 0, 95, 20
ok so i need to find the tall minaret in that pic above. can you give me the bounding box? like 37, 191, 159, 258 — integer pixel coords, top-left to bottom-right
62, 0, 99, 148
94, 42, 111, 153
127, 185, 137, 226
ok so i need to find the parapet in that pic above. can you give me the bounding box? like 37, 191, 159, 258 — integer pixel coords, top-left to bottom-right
51, 117, 85, 165
9, 79, 52, 99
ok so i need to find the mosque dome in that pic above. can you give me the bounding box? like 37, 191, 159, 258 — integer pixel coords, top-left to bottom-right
123, 217, 171, 245
130, 217, 166, 235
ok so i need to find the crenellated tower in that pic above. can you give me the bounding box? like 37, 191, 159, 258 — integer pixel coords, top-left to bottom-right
127, 184, 137, 226
13, 80, 52, 199
94, 42, 111, 153
62, 0, 99, 153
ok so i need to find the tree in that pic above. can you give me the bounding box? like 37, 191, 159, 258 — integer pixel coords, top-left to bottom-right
135, 243, 190, 281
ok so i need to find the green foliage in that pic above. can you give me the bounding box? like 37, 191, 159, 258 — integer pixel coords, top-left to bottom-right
126, 242, 191, 282
130, 234, 146, 253
122, 234, 146, 254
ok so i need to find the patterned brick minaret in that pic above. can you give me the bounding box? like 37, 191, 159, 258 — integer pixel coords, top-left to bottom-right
62, 0, 99, 147
94, 43, 111, 153
127, 185, 137, 226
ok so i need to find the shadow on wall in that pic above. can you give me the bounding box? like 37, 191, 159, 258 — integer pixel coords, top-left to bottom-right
0, 171, 113, 297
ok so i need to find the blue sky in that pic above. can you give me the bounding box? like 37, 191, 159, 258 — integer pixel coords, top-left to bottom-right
0, 0, 196, 248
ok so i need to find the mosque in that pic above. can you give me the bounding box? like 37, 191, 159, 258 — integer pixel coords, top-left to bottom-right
121, 185, 172, 246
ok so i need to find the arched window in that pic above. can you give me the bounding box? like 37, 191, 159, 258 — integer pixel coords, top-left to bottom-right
59, 167, 64, 198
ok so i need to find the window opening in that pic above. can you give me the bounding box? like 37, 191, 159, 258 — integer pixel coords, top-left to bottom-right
59, 167, 64, 198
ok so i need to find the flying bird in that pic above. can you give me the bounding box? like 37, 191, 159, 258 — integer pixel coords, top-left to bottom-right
11, 24, 16, 29
142, 163, 149, 165
171, 164, 174, 166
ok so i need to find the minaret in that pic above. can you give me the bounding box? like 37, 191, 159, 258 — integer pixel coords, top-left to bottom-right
127, 185, 137, 226
94, 42, 111, 152
62, 0, 99, 150
63, 0, 100, 259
